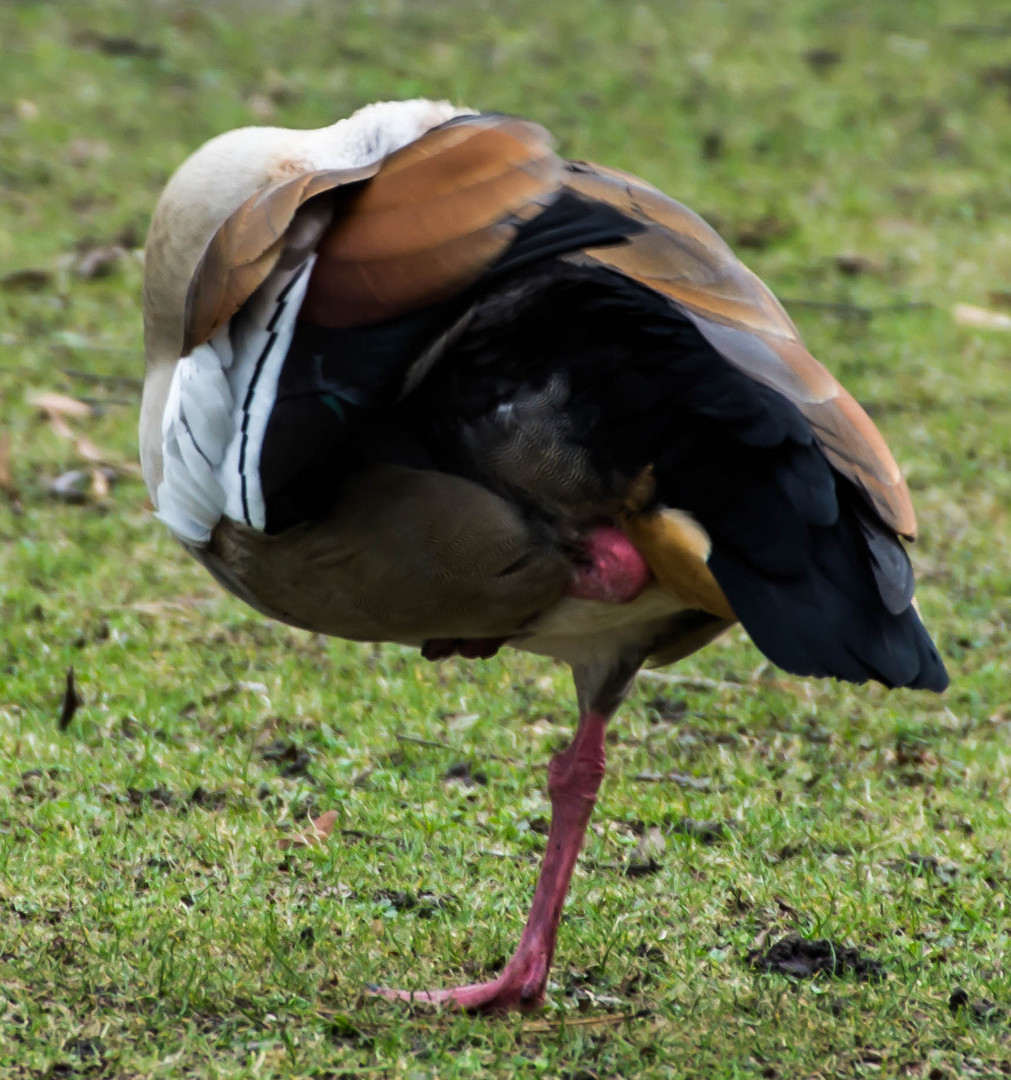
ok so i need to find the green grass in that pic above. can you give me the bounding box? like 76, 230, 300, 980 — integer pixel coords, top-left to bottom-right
2, 1, 1010, 1076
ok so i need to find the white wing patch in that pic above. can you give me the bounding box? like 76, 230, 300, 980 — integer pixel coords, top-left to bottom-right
156, 258, 315, 544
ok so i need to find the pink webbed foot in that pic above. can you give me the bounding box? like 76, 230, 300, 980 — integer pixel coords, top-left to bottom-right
369, 954, 548, 1014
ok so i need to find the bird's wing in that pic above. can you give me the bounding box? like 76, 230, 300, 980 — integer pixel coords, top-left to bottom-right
299, 115, 562, 327
560, 162, 917, 540
183, 110, 559, 353
182, 113, 565, 410
182, 164, 381, 356
170, 113, 942, 689
182, 116, 914, 545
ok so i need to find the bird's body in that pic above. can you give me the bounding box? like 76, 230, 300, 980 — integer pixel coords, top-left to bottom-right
141, 99, 947, 1012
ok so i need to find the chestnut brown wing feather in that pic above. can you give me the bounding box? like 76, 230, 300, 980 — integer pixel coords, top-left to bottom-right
182, 164, 381, 356
301, 116, 562, 327
562, 163, 917, 539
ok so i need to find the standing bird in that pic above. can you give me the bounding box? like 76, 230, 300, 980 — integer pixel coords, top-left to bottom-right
141, 99, 947, 1013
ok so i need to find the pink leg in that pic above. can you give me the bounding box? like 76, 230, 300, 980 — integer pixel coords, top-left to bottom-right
374, 711, 609, 1013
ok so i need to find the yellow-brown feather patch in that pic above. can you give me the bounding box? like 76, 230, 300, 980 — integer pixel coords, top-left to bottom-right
622, 507, 736, 621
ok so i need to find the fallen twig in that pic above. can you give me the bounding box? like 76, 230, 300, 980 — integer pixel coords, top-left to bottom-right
61, 367, 143, 389
945, 22, 1011, 36
395, 732, 451, 751
637, 670, 742, 693
315, 1006, 643, 1033
521, 1011, 641, 1032
632, 771, 713, 791
279, 811, 407, 851
394, 730, 517, 765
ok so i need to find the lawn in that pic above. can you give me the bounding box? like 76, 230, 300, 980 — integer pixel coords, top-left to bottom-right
1, 1, 1010, 1077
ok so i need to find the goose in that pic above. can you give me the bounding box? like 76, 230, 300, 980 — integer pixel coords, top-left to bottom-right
140, 98, 948, 1013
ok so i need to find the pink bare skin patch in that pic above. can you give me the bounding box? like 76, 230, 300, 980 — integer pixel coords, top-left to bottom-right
420, 528, 649, 664
565, 525, 651, 603
420, 528, 649, 665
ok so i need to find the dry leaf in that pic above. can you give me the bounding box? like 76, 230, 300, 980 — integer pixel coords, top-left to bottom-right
28, 395, 138, 479
0, 268, 52, 292
803, 47, 843, 73
48, 469, 89, 503
627, 826, 666, 876
59, 667, 83, 731
247, 93, 277, 122
953, 303, 1011, 331
28, 397, 138, 482
72, 30, 162, 59
90, 468, 111, 500
834, 253, 883, 276
48, 412, 74, 439
279, 810, 339, 850
75, 245, 126, 280
48, 467, 116, 503
76, 435, 108, 464
29, 392, 93, 420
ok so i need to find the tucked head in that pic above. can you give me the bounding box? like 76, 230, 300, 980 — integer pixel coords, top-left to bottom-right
142, 98, 468, 366
140, 98, 470, 495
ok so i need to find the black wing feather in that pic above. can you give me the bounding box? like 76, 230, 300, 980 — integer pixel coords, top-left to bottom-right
410, 265, 947, 692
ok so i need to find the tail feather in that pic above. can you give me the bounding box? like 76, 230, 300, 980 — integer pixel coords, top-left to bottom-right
710, 481, 947, 692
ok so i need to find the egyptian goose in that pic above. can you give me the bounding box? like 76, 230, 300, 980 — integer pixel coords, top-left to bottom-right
141, 99, 947, 1013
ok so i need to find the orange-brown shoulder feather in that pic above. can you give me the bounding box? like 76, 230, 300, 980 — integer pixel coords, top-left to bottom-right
300, 116, 562, 327
562, 163, 917, 539
182, 164, 381, 356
